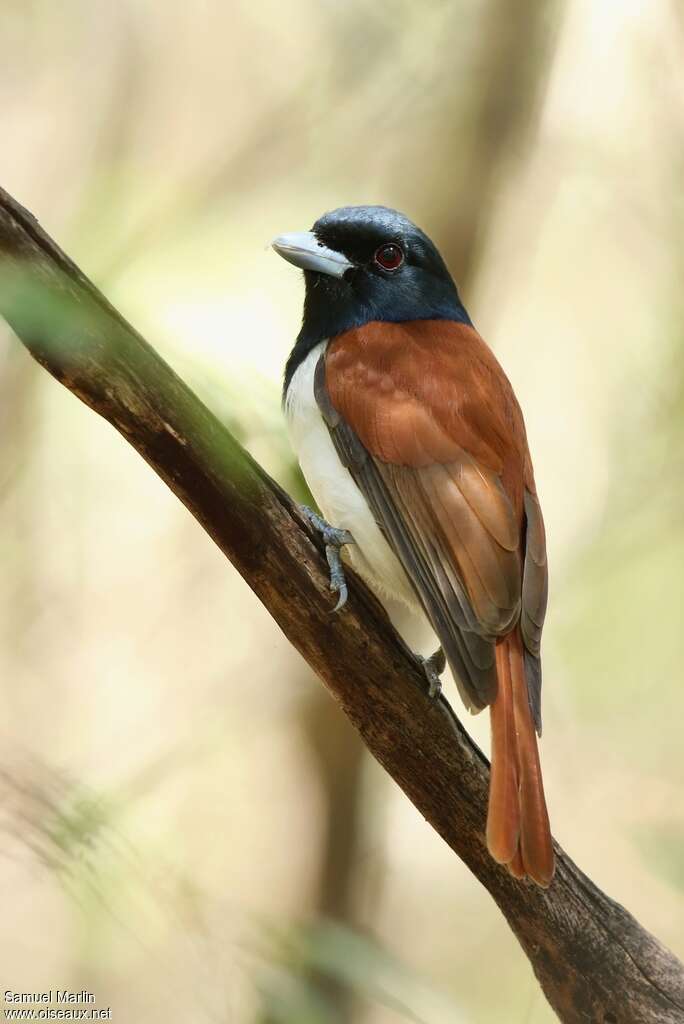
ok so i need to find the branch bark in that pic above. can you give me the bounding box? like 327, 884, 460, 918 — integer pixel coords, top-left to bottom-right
0, 186, 682, 1024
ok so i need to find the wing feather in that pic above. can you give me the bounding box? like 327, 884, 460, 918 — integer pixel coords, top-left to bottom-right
521, 490, 548, 734
315, 320, 548, 720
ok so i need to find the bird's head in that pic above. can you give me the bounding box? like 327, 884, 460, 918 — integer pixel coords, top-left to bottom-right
273, 206, 471, 357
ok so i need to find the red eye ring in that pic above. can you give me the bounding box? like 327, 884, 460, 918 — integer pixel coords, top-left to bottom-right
373, 242, 404, 272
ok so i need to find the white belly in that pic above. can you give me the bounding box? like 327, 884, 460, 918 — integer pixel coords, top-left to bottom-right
284, 342, 420, 611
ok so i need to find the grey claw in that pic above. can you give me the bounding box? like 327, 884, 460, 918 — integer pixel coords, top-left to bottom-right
300, 504, 354, 612
326, 544, 349, 613
428, 676, 442, 700
418, 648, 446, 700
332, 581, 348, 614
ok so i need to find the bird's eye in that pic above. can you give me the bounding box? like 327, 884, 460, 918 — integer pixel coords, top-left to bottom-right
373, 243, 404, 272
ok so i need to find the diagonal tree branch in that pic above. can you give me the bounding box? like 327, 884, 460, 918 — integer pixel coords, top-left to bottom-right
0, 185, 682, 1024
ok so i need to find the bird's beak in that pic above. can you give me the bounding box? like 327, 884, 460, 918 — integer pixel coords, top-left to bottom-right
271, 231, 354, 279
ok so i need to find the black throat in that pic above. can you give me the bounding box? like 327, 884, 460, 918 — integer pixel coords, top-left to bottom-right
283, 274, 471, 400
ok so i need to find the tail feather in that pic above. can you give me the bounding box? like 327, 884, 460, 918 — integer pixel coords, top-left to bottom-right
506, 845, 526, 880
487, 642, 520, 865
510, 631, 555, 886
486, 630, 555, 887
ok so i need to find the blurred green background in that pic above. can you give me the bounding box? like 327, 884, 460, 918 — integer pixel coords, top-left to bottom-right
0, 1, 682, 1022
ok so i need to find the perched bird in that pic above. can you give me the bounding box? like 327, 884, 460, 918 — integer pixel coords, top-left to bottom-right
272, 206, 554, 887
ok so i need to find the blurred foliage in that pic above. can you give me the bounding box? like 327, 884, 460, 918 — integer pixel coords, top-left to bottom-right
558, 264, 684, 752
254, 920, 466, 1024
634, 823, 684, 893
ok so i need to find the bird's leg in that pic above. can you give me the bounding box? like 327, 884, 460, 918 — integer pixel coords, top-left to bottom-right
300, 505, 354, 612
417, 647, 446, 700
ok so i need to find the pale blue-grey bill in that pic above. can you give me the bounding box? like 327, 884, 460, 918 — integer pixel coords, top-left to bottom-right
272, 231, 353, 278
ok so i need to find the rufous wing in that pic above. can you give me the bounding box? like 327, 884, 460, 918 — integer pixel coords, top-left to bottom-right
315, 319, 554, 884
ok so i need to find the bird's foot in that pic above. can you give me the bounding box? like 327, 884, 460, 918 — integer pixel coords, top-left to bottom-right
417, 647, 446, 699
300, 505, 354, 612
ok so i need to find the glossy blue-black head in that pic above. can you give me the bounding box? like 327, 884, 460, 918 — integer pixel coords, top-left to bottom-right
274, 206, 471, 392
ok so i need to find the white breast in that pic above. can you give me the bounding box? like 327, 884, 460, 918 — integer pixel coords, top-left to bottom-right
284, 342, 419, 611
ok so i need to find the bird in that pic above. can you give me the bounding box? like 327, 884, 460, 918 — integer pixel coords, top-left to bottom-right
272, 205, 554, 887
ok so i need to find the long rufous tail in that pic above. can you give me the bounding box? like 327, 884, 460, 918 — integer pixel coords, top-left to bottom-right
486, 630, 555, 887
